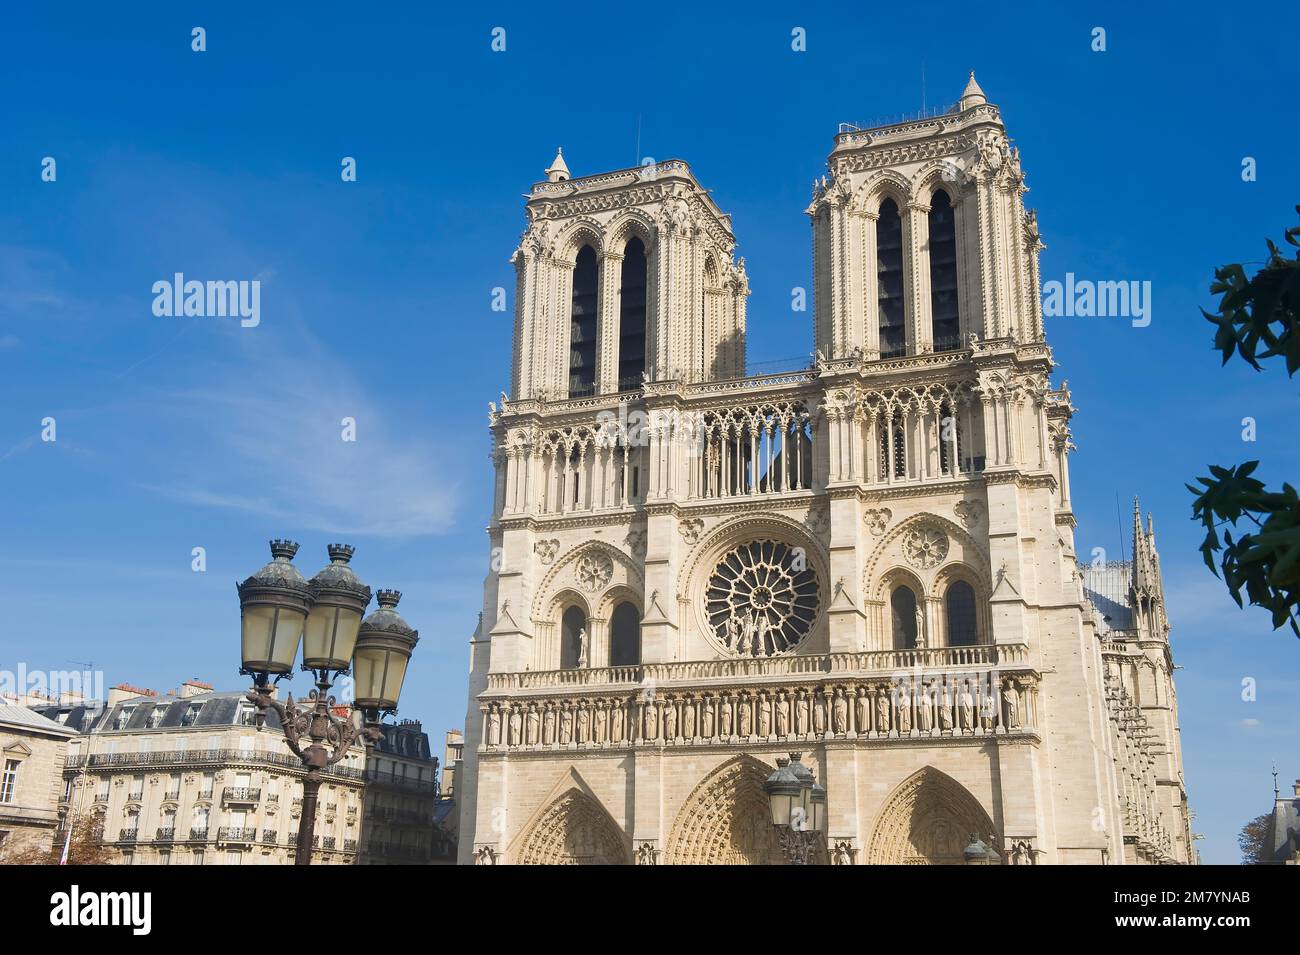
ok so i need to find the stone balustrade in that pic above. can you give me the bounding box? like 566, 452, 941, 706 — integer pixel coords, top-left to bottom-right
478, 646, 1037, 754
485, 643, 1028, 693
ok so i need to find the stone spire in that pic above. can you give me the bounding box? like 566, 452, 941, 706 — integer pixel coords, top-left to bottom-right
959, 71, 987, 110
545, 147, 570, 183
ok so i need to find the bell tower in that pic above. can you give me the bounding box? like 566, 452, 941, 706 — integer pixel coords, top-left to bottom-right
508, 151, 749, 402
807, 72, 1044, 361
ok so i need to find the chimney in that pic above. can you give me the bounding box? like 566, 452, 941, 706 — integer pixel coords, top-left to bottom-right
1293, 780, 1299, 798
179, 679, 213, 699
107, 683, 156, 707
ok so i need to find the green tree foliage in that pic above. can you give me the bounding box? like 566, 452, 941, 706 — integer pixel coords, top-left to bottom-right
1237, 812, 1272, 864
1189, 209, 1300, 636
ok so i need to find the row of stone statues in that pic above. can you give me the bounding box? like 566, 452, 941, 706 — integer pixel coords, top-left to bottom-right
483, 677, 1029, 749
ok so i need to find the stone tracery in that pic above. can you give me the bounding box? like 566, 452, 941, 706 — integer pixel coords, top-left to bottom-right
705, 540, 819, 656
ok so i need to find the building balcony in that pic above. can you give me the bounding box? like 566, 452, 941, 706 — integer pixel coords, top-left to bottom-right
216, 826, 257, 845
361, 768, 438, 793
117, 828, 140, 843
155, 827, 176, 843
344, 839, 357, 853
92, 792, 109, 803
366, 842, 427, 862
188, 827, 209, 842
321, 836, 336, 850
221, 786, 261, 805
63, 748, 364, 784
261, 829, 278, 844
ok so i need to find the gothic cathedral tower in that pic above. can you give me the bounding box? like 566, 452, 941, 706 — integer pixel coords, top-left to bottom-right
457, 75, 1193, 865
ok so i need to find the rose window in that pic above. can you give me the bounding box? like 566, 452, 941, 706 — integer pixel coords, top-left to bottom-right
705, 540, 819, 657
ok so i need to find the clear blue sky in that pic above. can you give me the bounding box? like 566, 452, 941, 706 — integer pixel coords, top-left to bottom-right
2, 3, 1296, 864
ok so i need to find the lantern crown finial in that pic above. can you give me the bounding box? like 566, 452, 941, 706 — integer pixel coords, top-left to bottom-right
327, 543, 355, 563
376, 589, 402, 610
270, 539, 300, 561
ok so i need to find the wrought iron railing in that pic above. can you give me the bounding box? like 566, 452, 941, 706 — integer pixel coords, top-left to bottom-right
221, 786, 261, 803
64, 748, 363, 783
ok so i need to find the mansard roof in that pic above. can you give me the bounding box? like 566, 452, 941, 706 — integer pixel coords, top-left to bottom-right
0, 703, 79, 738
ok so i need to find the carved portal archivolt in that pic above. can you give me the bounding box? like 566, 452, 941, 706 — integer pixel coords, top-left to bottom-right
515, 788, 629, 865
665, 756, 787, 865
866, 766, 995, 865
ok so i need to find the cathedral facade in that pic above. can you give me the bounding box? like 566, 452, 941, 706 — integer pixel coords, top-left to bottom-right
456, 75, 1194, 865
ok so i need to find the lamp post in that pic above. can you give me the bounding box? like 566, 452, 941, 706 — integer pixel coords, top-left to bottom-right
764, 752, 826, 865
237, 540, 419, 865
963, 834, 990, 865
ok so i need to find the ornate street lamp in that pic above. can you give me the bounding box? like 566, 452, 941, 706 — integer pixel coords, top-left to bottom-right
352, 590, 419, 713
963, 834, 990, 865
237, 540, 416, 865
764, 752, 826, 865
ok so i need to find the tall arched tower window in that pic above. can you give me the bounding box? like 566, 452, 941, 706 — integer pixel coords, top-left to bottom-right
560, 605, 588, 670
928, 190, 960, 351
609, 601, 641, 667
877, 198, 906, 359
890, 584, 918, 649
879, 411, 907, 479
945, 580, 978, 646
618, 237, 647, 391
569, 245, 599, 398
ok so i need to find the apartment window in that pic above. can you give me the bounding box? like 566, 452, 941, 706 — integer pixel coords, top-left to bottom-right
0, 759, 19, 803
166, 773, 181, 799
180, 703, 202, 727
128, 775, 144, 800
193, 849, 204, 866
200, 773, 214, 798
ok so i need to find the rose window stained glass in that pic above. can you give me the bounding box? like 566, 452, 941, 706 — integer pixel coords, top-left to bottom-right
705, 540, 819, 656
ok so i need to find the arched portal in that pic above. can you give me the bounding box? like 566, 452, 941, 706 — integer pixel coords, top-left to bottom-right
665, 756, 789, 865
866, 766, 996, 865
515, 788, 629, 865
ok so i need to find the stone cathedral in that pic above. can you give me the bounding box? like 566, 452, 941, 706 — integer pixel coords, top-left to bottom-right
457, 75, 1194, 865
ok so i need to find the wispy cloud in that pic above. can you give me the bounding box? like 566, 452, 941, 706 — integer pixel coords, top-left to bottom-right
127, 322, 455, 538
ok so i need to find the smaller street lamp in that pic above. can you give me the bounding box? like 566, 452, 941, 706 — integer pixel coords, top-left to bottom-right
237, 540, 417, 865
764, 753, 826, 865
963, 834, 990, 865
